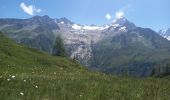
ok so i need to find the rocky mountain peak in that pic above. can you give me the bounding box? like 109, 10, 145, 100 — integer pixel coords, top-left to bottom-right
159, 28, 170, 35
31, 15, 51, 21
55, 17, 74, 25
159, 28, 170, 41
111, 17, 136, 30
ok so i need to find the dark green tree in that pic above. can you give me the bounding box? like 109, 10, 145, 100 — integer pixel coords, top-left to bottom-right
151, 63, 170, 77
52, 35, 66, 57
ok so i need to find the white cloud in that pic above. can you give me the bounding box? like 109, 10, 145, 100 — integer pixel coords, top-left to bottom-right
36, 9, 42, 13
20, 3, 42, 16
105, 14, 112, 20
115, 10, 125, 19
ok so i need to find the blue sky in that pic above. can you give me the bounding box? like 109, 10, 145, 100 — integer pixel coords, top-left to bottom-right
0, 0, 169, 31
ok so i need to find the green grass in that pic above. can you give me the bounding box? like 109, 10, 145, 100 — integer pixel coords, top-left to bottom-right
0, 32, 170, 100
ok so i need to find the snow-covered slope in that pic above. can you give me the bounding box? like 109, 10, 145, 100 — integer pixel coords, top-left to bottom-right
159, 28, 170, 41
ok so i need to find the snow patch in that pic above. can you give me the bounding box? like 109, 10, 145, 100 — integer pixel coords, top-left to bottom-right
72, 24, 108, 31
72, 24, 82, 30
119, 26, 127, 32
164, 36, 170, 41
111, 24, 120, 28
60, 21, 64, 24
167, 36, 170, 40
83, 26, 101, 30
82, 25, 108, 30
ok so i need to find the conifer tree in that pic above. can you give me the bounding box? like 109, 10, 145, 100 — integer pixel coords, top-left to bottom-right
52, 35, 66, 57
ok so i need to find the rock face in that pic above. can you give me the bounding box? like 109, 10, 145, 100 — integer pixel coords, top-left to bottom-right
1, 15, 170, 77
55, 17, 105, 66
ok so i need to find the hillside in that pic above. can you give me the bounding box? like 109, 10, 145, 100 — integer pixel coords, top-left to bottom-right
0, 32, 170, 99
0, 31, 78, 70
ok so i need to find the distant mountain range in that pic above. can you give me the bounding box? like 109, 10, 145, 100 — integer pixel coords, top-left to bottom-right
0, 15, 170, 77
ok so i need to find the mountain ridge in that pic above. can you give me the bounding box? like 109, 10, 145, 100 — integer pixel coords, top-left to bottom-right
0, 15, 170, 77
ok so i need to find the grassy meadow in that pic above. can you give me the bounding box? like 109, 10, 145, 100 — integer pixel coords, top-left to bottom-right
0, 32, 170, 100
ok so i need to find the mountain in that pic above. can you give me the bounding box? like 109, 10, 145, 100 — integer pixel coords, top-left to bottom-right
0, 15, 60, 53
0, 31, 170, 99
0, 16, 170, 77
92, 27, 170, 76
159, 28, 170, 41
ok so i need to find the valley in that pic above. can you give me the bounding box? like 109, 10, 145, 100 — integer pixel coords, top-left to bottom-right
0, 0, 170, 99
0, 32, 170, 99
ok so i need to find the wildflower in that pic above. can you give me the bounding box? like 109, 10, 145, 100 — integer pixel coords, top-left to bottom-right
11, 75, 15, 78
7, 79, 10, 81
23, 80, 26, 82
20, 92, 24, 96
35, 85, 38, 88
80, 94, 82, 97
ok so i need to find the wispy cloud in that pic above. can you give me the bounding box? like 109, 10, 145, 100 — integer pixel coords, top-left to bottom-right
114, 4, 132, 19
121, 4, 132, 12
20, 3, 42, 16
115, 10, 125, 19
105, 14, 112, 20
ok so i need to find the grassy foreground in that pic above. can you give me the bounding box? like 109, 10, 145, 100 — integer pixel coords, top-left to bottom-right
0, 66, 170, 100
0, 32, 170, 100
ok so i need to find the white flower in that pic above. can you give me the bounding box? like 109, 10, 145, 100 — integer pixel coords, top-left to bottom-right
20, 92, 24, 96
11, 75, 15, 78
23, 80, 26, 82
35, 85, 38, 88
60, 68, 63, 70
7, 79, 10, 81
